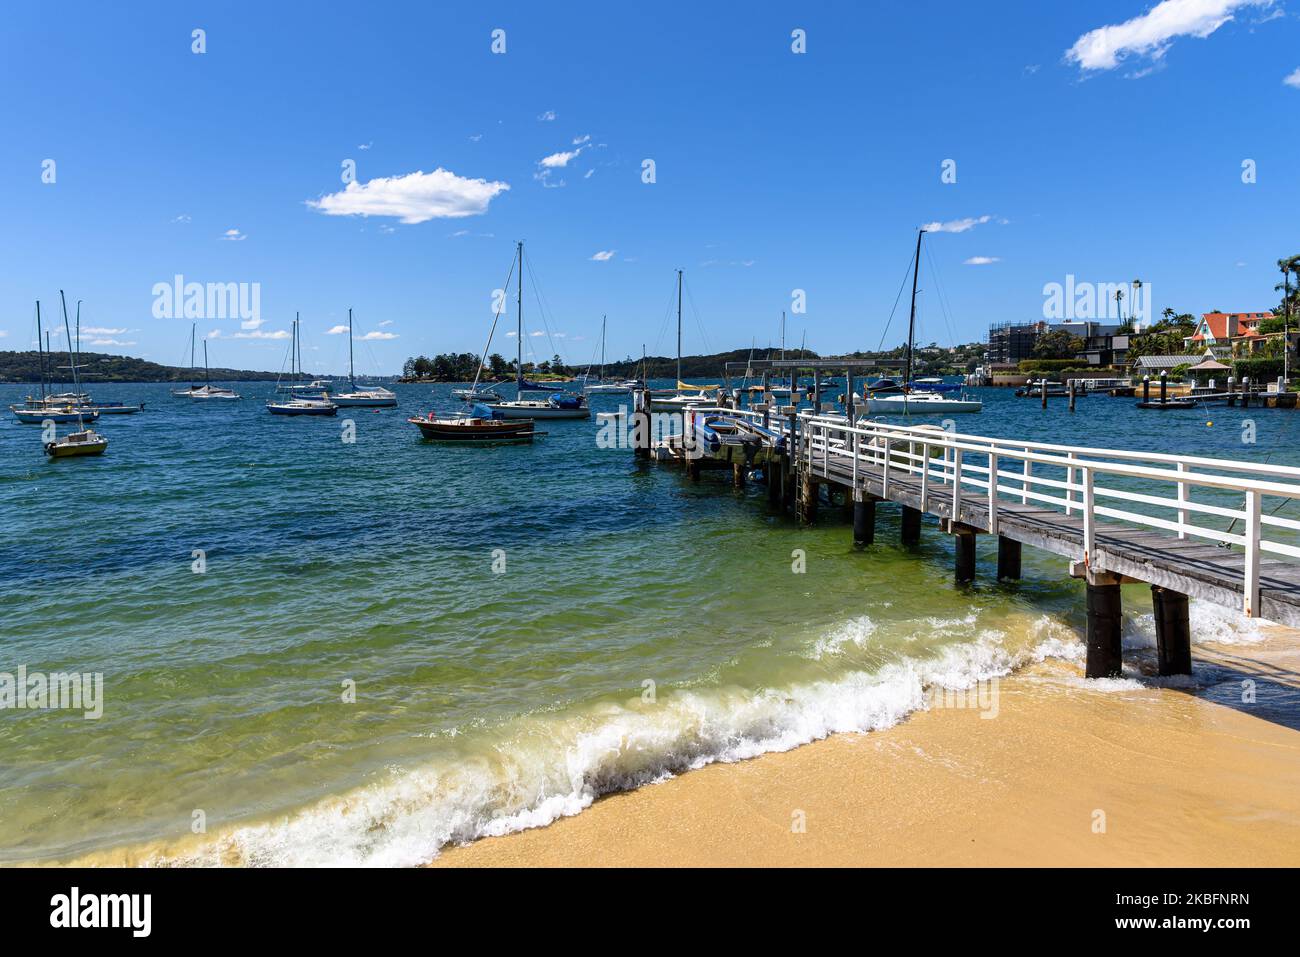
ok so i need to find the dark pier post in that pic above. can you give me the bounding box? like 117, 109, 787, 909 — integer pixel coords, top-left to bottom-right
852, 489, 876, 547
1243, 377, 1251, 409
732, 462, 746, 488
1142, 375, 1150, 404
1041, 380, 1048, 410
996, 536, 1022, 580
686, 457, 701, 481
766, 458, 782, 505
633, 389, 652, 460
1151, 585, 1192, 676
901, 506, 922, 546
1085, 573, 1124, 679
1227, 376, 1236, 407
1159, 370, 1167, 404
1068, 378, 1076, 413
953, 525, 977, 583
797, 469, 819, 524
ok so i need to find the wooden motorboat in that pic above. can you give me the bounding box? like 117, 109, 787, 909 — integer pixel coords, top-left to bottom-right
408, 412, 536, 443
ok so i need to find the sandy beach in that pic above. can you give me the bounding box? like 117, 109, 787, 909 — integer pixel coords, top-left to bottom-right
432, 636, 1300, 867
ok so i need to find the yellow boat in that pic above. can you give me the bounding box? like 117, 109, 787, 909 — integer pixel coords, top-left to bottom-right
44, 428, 108, 458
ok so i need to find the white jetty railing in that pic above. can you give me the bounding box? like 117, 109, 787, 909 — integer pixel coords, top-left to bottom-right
800, 414, 1300, 618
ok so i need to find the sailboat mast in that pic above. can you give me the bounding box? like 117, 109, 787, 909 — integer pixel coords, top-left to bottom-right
295, 312, 303, 383
676, 269, 683, 386
348, 308, 356, 389
905, 228, 926, 390
190, 323, 196, 389
59, 290, 85, 429
35, 301, 46, 400
204, 340, 211, 385
600, 315, 606, 382
516, 241, 524, 392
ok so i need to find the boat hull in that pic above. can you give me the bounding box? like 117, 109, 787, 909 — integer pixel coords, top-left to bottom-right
267, 402, 339, 416
865, 396, 982, 415
409, 416, 536, 442
330, 395, 399, 407
11, 407, 100, 423
44, 436, 108, 458
487, 403, 590, 419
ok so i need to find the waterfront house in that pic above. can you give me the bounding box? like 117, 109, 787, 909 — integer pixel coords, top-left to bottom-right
1183, 311, 1274, 351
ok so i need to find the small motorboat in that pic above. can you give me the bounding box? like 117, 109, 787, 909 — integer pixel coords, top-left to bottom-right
267, 397, 339, 416
1136, 398, 1198, 410
44, 428, 108, 458
409, 408, 537, 443
451, 386, 504, 402
11, 404, 100, 424
864, 390, 982, 415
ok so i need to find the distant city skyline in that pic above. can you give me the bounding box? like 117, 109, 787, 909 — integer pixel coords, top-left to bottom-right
3, 1, 1297, 372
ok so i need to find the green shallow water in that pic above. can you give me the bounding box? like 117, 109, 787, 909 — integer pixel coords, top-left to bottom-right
0, 381, 1293, 864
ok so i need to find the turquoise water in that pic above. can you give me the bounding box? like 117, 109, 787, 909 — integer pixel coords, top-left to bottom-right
0, 381, 1292, 864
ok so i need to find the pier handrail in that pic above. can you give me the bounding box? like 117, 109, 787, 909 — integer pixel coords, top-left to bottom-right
797, 413, 1300, 618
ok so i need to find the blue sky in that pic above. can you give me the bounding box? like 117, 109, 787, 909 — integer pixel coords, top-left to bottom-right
2, 0, 1298, 373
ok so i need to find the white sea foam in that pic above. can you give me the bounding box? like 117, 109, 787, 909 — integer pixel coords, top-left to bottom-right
1125, 599, 1273, 649
136, 599, 1272, 868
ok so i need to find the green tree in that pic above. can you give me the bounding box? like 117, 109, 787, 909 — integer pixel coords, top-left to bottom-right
1032, 330, 1084, 359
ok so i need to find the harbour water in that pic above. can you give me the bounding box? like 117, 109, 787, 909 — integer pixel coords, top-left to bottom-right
0, 381, 1290, 865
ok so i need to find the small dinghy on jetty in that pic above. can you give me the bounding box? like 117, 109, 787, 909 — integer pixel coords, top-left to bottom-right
43, 291, 108, 459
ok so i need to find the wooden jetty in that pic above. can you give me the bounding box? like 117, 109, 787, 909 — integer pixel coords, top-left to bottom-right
630, 386, 1300, 680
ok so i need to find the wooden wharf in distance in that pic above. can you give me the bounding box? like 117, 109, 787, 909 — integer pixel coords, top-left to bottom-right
630, 359, 1300, 680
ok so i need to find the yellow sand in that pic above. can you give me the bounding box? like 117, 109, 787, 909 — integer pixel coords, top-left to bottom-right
432, 639, 1300, 867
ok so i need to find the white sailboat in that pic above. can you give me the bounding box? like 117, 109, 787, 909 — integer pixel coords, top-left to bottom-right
648, 270, 717, 412
330, 309, 398, 407
486, 241, 590, 420
583, 317, 630, 394
864, 229, 981, 416
173, 324, 241, 400
267, 316, 338, 416
43, 291, 108, 458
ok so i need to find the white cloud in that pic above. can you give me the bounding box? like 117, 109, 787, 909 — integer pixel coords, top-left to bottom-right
358, 141, 372, 150
1066, 0, 1274, 73
530, 330, 545, 337
172, 214, 191, 223
584, 169, 595, 179
0, 330, 9, 338
469, 133, 483, 142
590, 250, 616, 261
921, 215, 997, 233
241, 317, 264, 330
221, 228, 246, 241
1285, 67, 1300, 88
539, 149, 581, 169
378, 319, 393, 327
308, 168, 510, 224
233, 329, 290, 340
963, 256, 1001, 265
572, 134, 591, 145
327, 325, 350, 335
82, 326, 127, 335
361, 331, 398, 340
538, 110, 557, 121
87, 337, 136, 346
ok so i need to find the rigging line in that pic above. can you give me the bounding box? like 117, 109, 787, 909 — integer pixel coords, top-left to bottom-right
523, 247, 568, 370
467, 254, 517, 395
923, 241, 959, 347
650, 275, 677, 357
682, 276, 713, 357
877, 246, 918, 353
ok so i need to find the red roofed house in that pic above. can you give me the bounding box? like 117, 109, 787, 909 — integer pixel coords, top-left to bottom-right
1184, 312, 1275, 351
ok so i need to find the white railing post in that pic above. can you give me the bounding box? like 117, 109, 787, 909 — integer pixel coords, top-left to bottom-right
1176, 461, 1188, 540
1065, 451, 1078, 516
883, 437, 891, 499
1082, 467, 1095, 567
920, 441, 930, 512
1244, 489, 1261, 618
1021, 455, 1031, 506
987, 451, 998, 535
852, 429, 859, 489
951, 447, 963, 519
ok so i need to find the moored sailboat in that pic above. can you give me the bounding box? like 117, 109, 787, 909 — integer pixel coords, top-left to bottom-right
330, 309, 399, 407
43, 291, 107, 458
267, 316, 338, 416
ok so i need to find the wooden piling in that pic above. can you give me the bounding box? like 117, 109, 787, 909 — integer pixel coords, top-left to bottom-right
766, 462, 781, 505
852, 490, 876, 547
1159, 370, 1167, 404
1142, 375, 1150, 404
733, 462, 746, 488
1151, 585, 1192, 676
1068, 378, 1076, 413
1085, 575, 1123, 678
798, 470, 819, 524
632, 390, 652, 460
901, 505, 922, 546
1041, 380, 1048, 410
996, 535, 1022, 580
953, 526, 977, 583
